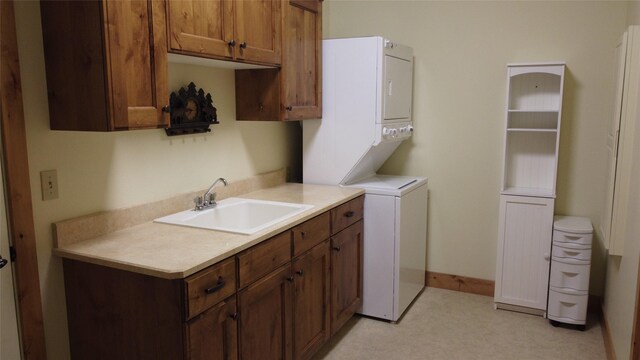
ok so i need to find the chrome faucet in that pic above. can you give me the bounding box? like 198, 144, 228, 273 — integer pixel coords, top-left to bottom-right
194, 177, 228, 211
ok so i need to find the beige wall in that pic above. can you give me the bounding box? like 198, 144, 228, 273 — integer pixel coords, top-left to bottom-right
324, 0, 627, 295
629, 0, 640, 25
13, 2, 300, 358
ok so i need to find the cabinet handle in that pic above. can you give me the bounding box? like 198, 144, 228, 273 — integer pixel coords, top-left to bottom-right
229, 312, 239, 320
228, 39, 236, 47
344, 210, 355, 218
204, 278, 225, 294
332, 246, 341, 252
287, 276, 295, 282
239, 41, 247, 49
286, 106, 293, 111
296, 269, 304, 277
161, 105, 170, 113
300, 231, 306, 238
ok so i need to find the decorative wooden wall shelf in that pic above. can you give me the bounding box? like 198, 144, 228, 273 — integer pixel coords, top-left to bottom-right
165, 82, 219, 136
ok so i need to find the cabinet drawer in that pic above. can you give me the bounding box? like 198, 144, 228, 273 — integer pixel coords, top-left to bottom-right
547, 288, 588, 322
553, 230, 592, 246
185, 258, 237, 319
331, 196, 364, 235
549, 258, 590, 291
552, 244, 591, 261
293, 212, 330, 257
238, 231, 292, 288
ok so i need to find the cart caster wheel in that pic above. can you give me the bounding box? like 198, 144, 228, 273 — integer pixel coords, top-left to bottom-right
578, 325, 586, 331
550, 320, 560, 327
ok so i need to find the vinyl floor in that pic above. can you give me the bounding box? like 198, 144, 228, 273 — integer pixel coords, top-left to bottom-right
314, 287, 606, 360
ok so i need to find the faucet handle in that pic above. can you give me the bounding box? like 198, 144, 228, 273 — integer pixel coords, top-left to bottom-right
194, 196, 204, 210
207, 192, 216, 204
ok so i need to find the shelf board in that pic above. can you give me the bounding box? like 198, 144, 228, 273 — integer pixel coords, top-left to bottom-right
508, 109, 559, 113
506, 128, 557, 133
501, 187, 556, 198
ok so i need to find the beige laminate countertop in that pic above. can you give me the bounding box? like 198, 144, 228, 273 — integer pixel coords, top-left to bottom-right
53, 183, 364, 280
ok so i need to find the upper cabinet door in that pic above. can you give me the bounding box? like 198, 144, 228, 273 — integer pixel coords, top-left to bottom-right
283, 0, 322, 120
234, 0, 282, 65
167, 0, 234, 59
41, 0, 169, 131
104, 0, 169, 130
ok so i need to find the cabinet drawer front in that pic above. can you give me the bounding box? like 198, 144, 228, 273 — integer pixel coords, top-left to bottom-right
185, 258, 237, 319
553, 230, 592, 246
547, 289, 588, 322
331, 196, 364, 235
549, 258, 590, 291
238, 231, 292, 288
293, 212, 330, 257
552, 244, 592, 261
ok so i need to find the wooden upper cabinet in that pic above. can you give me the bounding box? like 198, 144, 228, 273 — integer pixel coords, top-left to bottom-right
40, 0, 169, 131
167, 0, 281, 66
282, 0, 322, 120
235, 0, 282, 64
235, 0, 322, 121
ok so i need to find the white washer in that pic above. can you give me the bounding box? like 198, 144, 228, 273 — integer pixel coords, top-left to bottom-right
344, 175, 427, 321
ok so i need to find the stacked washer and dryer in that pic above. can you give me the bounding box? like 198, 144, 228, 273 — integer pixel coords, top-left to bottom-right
303, 36, 427, 322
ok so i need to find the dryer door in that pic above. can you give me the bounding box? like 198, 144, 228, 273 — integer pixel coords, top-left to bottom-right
383, 55, 413, 121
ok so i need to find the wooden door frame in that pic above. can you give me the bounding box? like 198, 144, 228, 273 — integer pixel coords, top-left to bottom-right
632, 255, 640, 359
0, 1, 48, 358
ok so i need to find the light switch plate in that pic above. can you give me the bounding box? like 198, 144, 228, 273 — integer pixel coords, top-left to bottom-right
40, 170, 58, 201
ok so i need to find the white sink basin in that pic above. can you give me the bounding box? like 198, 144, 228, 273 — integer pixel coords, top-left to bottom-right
154, 197, 314, 235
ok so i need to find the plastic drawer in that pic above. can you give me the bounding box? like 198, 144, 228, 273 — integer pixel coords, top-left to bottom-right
547, 288, 588, 323
549, 257, 590, 291
552, 244, 592, 261
553, 230, 592, 246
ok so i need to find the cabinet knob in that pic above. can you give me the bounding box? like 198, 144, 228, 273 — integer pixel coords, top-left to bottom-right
286, 106, 293, 111
287, 276, 295, 282
300, 231, 306, 238
161, 105, 170, 113
332, 246, 341, 252
544, 253, 550, 261
344, 210, 355, 218
239, 41, 247, 49
228, 39, 236, 47
296, 269, 304, 277
229, 312, 239, 320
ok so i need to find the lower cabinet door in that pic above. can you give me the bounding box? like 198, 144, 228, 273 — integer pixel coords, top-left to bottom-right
186, 297, 239, 360
494, 195, 554, 311
238, 264, 293, 360
330, 220, 363, 335
293, 240, 330, 360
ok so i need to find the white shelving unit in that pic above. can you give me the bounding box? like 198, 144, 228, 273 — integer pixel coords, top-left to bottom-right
495, 62, 566, 316
501, 63, 564, 198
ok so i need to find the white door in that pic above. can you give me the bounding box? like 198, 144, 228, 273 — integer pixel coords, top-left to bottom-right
383, 55, 412, 120
0, 123, 21, 358
495, 195, 554, 311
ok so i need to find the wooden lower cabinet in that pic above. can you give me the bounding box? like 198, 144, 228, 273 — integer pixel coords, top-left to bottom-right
238, 264, 293, 360
330, 220, 364, 335
186, 297, 238, 360
62, 197, 364, 359
292, 240, 331, 360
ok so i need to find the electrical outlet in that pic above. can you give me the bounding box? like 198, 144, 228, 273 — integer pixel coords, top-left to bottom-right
40, 170, 59, 201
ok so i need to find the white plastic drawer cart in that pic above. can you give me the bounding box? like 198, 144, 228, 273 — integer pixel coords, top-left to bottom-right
548, 216, 593, 330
